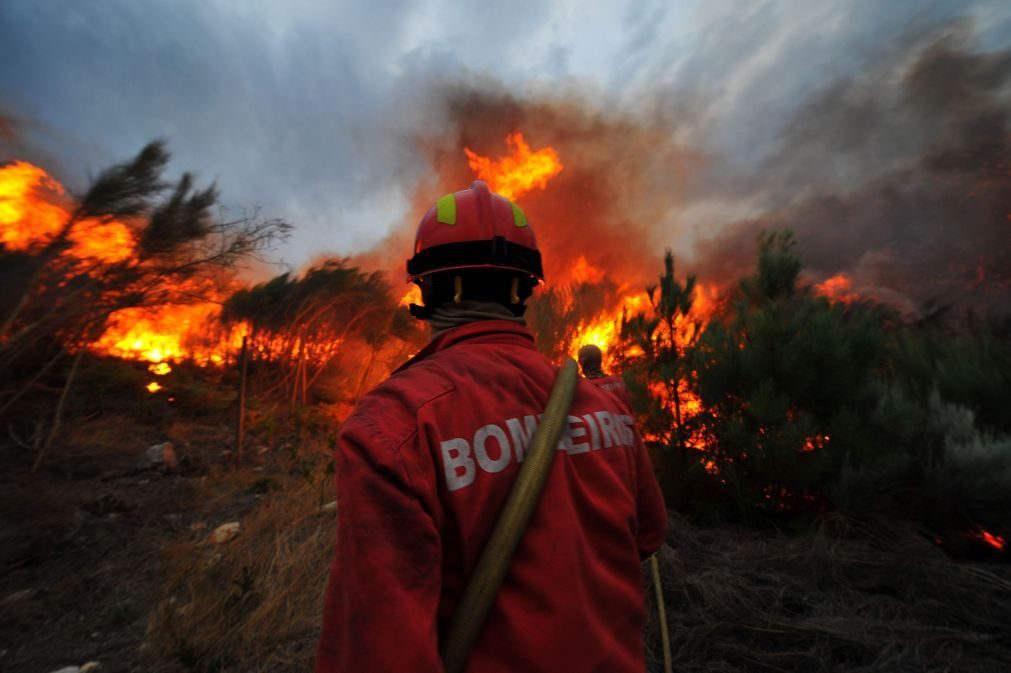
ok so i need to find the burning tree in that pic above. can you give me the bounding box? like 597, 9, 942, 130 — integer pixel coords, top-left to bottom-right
0, 142, 290, 464
691, 231, 887, 518
222, 260, 421, 407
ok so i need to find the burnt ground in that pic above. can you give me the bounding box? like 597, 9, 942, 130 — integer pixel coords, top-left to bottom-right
2, 388, 1010, 673
0, 414, 264, 673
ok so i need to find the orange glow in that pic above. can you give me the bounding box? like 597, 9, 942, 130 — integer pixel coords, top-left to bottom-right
146, 381, 162, 393
815, 273, 860, 304
0, 160, 134, 263
149, 362, 172, 375
569, 293, 650, 367
464, 132, 563, 201
979, 530, 1006, 551
802, 434, 830, 452
400, 285, 422, 308
92, 303, 247, 366
1, 161, 67, 248
570, 256, 605, 284
3, 159, 246, 367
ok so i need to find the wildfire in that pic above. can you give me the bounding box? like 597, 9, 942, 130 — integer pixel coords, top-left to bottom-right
979, 530, 1007, 551
0, 160, 133, 263
91, 303, 245, 366
399, 284, 422, 308
803, 434, 831, 452
815, 273, 860, 304
1, 160, 244, 366
146, 381, 163, 393
464, 132, 564, 201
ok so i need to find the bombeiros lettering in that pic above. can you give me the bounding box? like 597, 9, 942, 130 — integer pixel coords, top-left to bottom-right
439, 410, 637, 492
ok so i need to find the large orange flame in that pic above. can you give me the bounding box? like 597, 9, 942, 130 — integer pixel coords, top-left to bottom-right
0, 160, 134, 263
464, 131, 564, 201
1, 160, 244, 368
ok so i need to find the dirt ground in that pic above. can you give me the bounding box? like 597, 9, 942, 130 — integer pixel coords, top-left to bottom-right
3, 404, 1010, 673
0, 414, 270, 673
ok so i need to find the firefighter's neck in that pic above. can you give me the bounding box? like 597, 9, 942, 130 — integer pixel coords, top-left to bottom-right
428, 300, 525, 338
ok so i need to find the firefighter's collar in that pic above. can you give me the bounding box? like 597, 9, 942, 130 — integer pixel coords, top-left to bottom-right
394, 319, 536, 374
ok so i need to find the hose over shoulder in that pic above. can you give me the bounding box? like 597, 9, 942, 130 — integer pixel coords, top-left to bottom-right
440, 357, 580, 673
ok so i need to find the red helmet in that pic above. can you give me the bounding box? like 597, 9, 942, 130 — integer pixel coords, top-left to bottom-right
406, 180, 544, 283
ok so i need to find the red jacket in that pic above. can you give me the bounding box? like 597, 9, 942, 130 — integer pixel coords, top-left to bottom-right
316, 320, 667, 673
588, 374, 633, 410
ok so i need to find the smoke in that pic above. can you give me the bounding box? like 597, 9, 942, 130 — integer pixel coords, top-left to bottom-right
691, 22, 1011, 317
363, 21, 1011, 325
351, 80, 702, 298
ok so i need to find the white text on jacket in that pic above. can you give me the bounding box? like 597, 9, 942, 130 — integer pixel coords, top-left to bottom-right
440, 411, 636, 491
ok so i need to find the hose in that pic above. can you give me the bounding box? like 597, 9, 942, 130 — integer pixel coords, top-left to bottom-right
440, 357, 580, 673
650, 554, 673, 673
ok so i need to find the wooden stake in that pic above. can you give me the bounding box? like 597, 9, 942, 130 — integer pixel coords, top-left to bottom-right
235, 335, 248, 469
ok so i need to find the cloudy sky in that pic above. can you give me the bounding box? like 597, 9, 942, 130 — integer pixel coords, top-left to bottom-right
1, 0, 1009, 272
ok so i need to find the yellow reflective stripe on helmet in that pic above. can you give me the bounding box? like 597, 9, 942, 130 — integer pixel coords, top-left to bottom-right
511, 202, 528, 228
436, 193, 457, 225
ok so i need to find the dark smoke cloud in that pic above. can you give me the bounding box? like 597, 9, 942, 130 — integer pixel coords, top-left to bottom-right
691, 22, 1011, 317
348, 77, 702, 297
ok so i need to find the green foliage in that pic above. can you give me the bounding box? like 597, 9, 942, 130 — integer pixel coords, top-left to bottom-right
888, 322, 1011, 434
79, 140, 171, 219
629, 230, 1011, 541
618, 249, 701, 450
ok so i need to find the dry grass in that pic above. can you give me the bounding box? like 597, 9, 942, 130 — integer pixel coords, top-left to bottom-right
145, 474, 334, 672
644, 514, 1011, 673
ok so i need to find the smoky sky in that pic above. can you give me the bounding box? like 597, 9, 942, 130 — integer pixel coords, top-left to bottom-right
0, 0, 1009, 296
692, 20, 1011, 316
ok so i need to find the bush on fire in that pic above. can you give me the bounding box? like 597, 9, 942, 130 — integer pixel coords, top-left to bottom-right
622, 231, 1011, 541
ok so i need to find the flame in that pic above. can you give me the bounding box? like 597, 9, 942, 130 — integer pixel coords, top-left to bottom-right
0, 160, 134, 263
815, 273, 860, 304
400, 285, 422, 307
1, 161, 67, 247
802, 434, 830, 452
2, 160, 244, 366
464, 132, 563, 201
570, 256, 605, 284
979, 530, 1006, 551
92, 303, 246, 366
149, 362, 172, 375
146, 381, 162, 393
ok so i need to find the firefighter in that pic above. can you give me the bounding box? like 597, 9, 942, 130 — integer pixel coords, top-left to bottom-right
579, 343, 633, 408
315, 180, 667, 673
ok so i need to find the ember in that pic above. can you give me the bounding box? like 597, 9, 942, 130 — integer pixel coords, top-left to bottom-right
979, 530, 1007, 551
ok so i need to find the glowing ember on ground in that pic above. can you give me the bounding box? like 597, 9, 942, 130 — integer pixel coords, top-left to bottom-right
979, 530, 1006, 551
149, 362, 172, 375
464, 132, 564, 201
803, 434, 830, 452
146, 381, 163, 393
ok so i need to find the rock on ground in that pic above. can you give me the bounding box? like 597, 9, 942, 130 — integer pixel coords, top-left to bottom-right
136, 442, 177, 471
